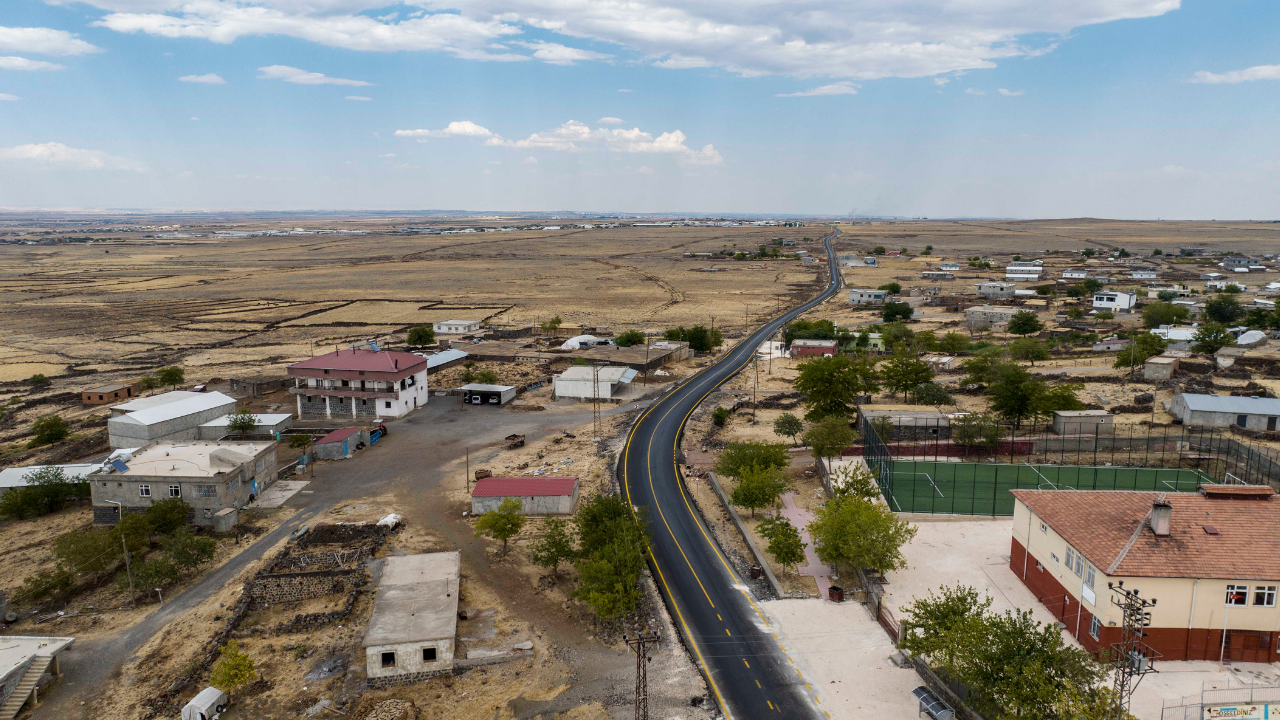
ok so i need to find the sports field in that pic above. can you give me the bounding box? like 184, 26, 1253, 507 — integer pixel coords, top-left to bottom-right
879, 460, 1215, 515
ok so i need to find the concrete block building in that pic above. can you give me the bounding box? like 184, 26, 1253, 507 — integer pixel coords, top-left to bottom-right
89, 441, 277, 526
848, 288, 887, 305
0, 636, 74, 718
471, 476, 580, 515
107, 391, 237, 449
197, 413, 293, 440
364, 552, 460, 687
964, 305, 1018, 331
553, 366, 637, 401
1170, 393, 1280, 431
1052, 409, 1113, 435
974, 282, 1016, 299
1011, 486, 1280, 662
1092, 291, 1137, 313
288, 349, 429, 420
789, 339, 839, 358
433, 319, 481, 335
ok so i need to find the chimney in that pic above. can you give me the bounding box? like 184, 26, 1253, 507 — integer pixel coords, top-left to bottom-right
1151, 501, 1172, 537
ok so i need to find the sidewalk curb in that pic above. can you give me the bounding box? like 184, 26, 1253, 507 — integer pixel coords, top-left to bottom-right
706, 471, 786, 599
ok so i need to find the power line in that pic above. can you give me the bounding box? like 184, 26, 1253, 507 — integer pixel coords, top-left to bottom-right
1109, 580, 1159, 719
625, 631, 659, 720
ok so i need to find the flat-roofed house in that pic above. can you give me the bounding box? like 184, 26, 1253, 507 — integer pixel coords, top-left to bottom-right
363, 552, 461, 687
288, 348, 429, 419
1170, 393, 1280, 432
974, 281, 1016, 299
848, 289, 887, 305
1092, 291, 1137, 313
965, 305, 1018, 331
553, 366, 637, 400
0, 636, 75, 718
433, 319, 481, 335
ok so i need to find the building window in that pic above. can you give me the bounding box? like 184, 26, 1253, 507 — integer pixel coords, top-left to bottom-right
256, 459, 265, 473
1066, 548, 1076, 571
1255, 586, 1277, 607
1089, 616, 1101, 640
1084, 565, 1096, 589
1237, 415, 1248, 428
422, 647, 437, 662
1050, 553, 1059, 564
1039, 522, 1047, 533
1227, 585, 1249, 606
1074, 552, 1084, 579
169, 485, 181, 498
385, 401, 392, 409
138, 484, 151, 497
381, 651, 396, 668
195, 485, 218, 498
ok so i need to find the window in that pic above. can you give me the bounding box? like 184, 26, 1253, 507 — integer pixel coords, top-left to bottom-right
381, 651, 396, 668
1084, 565, 1096, 589
168, 485, 181, 498
1040, 522, 1048, 534
1255, 586, 1277, 607
1227, 585, 1249, 606
1238, 415, 1249, 428
256, 459, 265, 473
422, 647, 437, 662
138, 484, 151, 497
1066, 548, 1076, 571
1089, 616, 1101, 640
195, 485, 218, 498
1075, 553, 1085, 578
1050, 552, 1060, 564
385, 401, 392, 409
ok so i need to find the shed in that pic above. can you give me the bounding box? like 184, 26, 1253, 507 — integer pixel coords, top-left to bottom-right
1092, 338, 1131, 352
314, 427, 369, 460
1143, 355, 1179, 382
461, 383, 517, 406
471, 476, 580, 515
197, 413, 294, 440
553, 366, 637, 401
789, 339, 838, 358
1052, 410, 1113, 436
82, 383, 139, 406
1170, 393, 1280, 431
363, 552, 460, 687
922, 356, 961, 372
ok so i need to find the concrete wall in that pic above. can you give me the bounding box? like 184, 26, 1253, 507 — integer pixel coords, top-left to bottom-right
471, 489, 579, 515
107, 399, 236, 449
91, 445, 276, 526
0, 657, 32, 709
314, 430, 369, 460
553, 378, 621, 400
364, 638, 455, 685
1170, 395, 1280, 431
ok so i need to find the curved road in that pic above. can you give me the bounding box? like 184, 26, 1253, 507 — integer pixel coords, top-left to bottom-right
621, 228, 843, 720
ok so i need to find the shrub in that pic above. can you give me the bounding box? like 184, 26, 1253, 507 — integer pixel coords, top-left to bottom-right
29, 415, 71, 447
877, 282, 901, 295
406, 325, 436, 346
225, 410, 258, 434
712, 406, 730, 427
714, 442, 790, 478
29, 374, 51, 389
882, 302, 914, 323
210, 641, 256, 697
614, 330, 645, 347
146, 497, 192, 535
474, 370, 499, 384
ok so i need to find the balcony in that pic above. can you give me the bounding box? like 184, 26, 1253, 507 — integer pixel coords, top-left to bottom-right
289, 386, 398, 400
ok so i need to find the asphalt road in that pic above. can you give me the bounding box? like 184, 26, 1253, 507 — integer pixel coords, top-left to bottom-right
619, 228, 843, 720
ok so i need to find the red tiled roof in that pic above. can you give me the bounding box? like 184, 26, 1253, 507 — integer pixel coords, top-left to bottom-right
1013, 488, 1280, 580
317, 427, 360, 445
471, 477, 578, 498
288, 349, 428, 375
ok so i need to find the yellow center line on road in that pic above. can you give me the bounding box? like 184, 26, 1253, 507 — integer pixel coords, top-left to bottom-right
743, 659, 750, 668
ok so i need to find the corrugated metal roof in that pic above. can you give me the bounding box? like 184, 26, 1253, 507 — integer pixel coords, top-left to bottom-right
0, 463, 97, 489
426, 348, 468, 368
1179, 393, 1280, 414
288, 348, 428, 374
317, 427, 361, 445
557, 366, 638, 383
111, 392, 235, 426
460, 383, 515, 391
472, 476, 578, 498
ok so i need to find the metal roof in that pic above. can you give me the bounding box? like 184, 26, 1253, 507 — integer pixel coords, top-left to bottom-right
1178, 393, 1280, 415
112, 390, 204, 413
317, 427, 361, 445
471, 476, 578, 497
556, 366, 637, 383
459, 383, 515, 391
199, 413, 293, 427
110, 392, 235, 426
425, 348, 468, 368
288, 348, 429, 375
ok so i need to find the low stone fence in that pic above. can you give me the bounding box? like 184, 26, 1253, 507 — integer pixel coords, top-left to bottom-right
247, 568, 364, 608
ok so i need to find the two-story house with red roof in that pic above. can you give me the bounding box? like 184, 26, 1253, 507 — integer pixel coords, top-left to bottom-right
287, 348, 430, 419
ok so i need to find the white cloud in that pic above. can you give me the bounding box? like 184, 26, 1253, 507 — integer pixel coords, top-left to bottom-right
190, 116, 198, 120
0, 142, 143, 171
514, 40, 611, 65
598, 116, 624, 124
179, 72, 225, 84
0, 56, 64, 71
0, 93, 17, 101
523, 156, 537, 164
965, 87, 985, 95
484, 119, 722, 165
380, 153, 396, 157
637, 165, 655, 175
258, 65, 371, 86
777, 81, 858, 97
345, 95, 371, 100
394, 120, 495, 139
934, 77, 951, 86
997, 88, 1024, 96
1191, 65, 1280, 84
617, 88, 633, 93
0, 26, 101, 56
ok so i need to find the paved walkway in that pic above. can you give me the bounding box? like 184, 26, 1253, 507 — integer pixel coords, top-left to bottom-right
777, 493, 831, 600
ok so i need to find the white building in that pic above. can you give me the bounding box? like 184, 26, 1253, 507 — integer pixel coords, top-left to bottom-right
1005, 268, 1043, 282
848, 288, 888, 305
107, 391, 238, 450
939, 263, 961, 271
287, 349, 430, 419
1207, 280, 1249, 292
921, 270, 954, 281
363, 552, 460, 687
553, 366, 638, 400
1130, 271, 1159, 280
433, 319, 481, 335
1149, 326, 1198, 351
1092, 291, 1136, 313
1062, 269, 1092, 280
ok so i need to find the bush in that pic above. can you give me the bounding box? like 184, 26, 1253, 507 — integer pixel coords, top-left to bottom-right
877, 282, 901, 295
0, 466, 89, 520
474, 370, 500, 384
711, 406, 730, 427
882, 302, 914, 323
28, 415, 71, 448
1095, 311, 1115, 320
145, 497, 192, 535
910, 382, 954, 406
714, 442, 790, 478
614, 330, 645, 347
29, 373, 51, 389
210, 641, 256, 696
406, 325, 436, 346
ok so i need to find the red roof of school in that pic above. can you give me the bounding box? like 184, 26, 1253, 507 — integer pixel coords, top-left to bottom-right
317, 427, 361, 445
471, 477, 578, 498
288, 349, 428, 375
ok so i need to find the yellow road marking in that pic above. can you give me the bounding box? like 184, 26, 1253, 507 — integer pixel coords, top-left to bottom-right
725, 629, 731, 636
743, 659, 750, 668
755, 680, 761, 688
767, 701, 774, 711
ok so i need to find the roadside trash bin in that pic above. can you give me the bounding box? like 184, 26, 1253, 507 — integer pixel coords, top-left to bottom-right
829, 586, 844, 603
749, 565, 762, 580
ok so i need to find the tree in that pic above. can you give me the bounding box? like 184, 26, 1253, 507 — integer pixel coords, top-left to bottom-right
882, 302, 914, 323
146, 497, 192, 535
922, 245, 933, 255
474, 497, 525, 555
939, 332, 969, 354
912, 330, 938, 353
1142, 301, 1190, 329
1081, 248, 1096, 257
1223, 283, 1243, 294
0, 466, 89, 521
1007, 310, 1044, 336
952, 414, 1001, 449
614, 329, 645, 347
910, 382, 954, 406
530, 518, 577, 577
773, 413, 803, 446
793, 355, 879, 421
288, 433, 313, 453
1065, 307, 1085, 320
29, 374, 50, 389
684, 325, 720, 352
1205, 294, 1244, 324
210, 640, 256, 697
156, 366, 185, 390
1030, 383, 1085, 423
829, 463, 881, 501
225, 409, 258, 434
1113, 333, 1167, 369
540, 315, 563, 333
759, 516, 806, 575
1192, 322, 1235, 355
1080, 278, 1103, 293
877, 282, 901, 295
1009, 338, 1050, 366
807, 494, 916, 575
474, 369, 499, 384
406, 325, 436, 346
881, 346, 934, 399
1156, 289, 1178, 302
1152, 248, 1163, 256
139, 375, 159, 393
802, 415, 855, 468
573, 495, 648, 619
730, 464, 788, 517
711, 406, 730, 427
715, 441, 790, 478
29, 415, 71, 447
872, 246, 886, 255
120, 557, 179, 593
783, 319, 836, 346
162, 527, 217, 572
898, 584, 991, 673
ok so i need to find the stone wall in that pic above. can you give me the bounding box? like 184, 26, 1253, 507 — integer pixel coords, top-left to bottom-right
299, 394, 328, 417
365, 670, 446, 689
246, 568, 363, 608
269, 547, 371, 573
297, 523, 390, 549
355, 399, 377, 418
272, 583, 365, 634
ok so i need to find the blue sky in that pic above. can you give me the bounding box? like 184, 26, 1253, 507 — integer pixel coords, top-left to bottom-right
0, 0, 1278, 217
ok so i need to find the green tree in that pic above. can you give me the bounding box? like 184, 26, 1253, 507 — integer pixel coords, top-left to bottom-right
881, 346, 935, 399
685, 325, 720, 352
898, 584, 991, 673
1007, 310, 1044, 336
910, 382, 954, 406
572, 494, 649, 619
730, 464, 788, 517
406, 325, 436, 346
872, 246, 886, 255
715, 441, 790, 478
882, 302, 914, 323
711, 406, 730, 427
877, 282, 902, 295
913, 330, 939, 353
0, 466, 89, 520
614, 330, 645, 347
574, 493, 634, 554
119, 556, 179, 593
1081, 248, 1096, 258
959, 346, 1011, 386
829, 463, 882, 501
29, 373, 51, 389
530, 518, 577, 577
801, 415, 855, 468
1113, 333, 1168, 369
793, 355, 879, 421
1142, 301, 1190, 329
540, 315, 563, 333
1030, 383, 1085, 424
1192, 322, 1235, 355
210, 640, 256, 697
1095, 310, 1115, 320
29, 415, 71, 447
1080, 278, 1103, 293
161, 527, 217, 572
156, 366, 185, 390
53, 526, 122, 576
474, 369, 500, 384
782, 319, 836, 346
1009, 338, 1050, 366
807, 494, 916, 575
1223, 283, 1243, 294
139, 375, 159, 393
1156, 289, 1178, 302
288, 433, 313, 452
772, 413, 803, 445
938, 332, 969, 354
1205, 294, 1244, 324
760, 516, 806, 575
922, 245, 933, 255
952, 414, 1002, 449
880, 321, 915, 349
474, 497, 526, 555
146, 497, 192, 535
225, 409, 258, 434
1066, 307, 1085, 320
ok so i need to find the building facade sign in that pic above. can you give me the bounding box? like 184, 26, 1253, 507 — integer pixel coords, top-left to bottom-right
1204, 704, 1280, 719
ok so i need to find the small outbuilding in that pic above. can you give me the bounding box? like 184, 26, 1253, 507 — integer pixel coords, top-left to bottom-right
1052, 410, 1114, 436
471, 476, 580, 515
0, 636, 75, 718
553, 366, 637, 401
789, 339, 838, 358
1143, 355, 1180, 382
363, 552, 460, 687
314, 427, 370, 460
197, 413, 293, 440
82, 383, 139, 406
1170, 393, 1280, 431
433, 319, 481, 335
1092, 337, 1131, 352
460, 383, 517, 406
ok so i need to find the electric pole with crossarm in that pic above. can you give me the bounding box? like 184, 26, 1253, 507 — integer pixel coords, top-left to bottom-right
624, 631, 660, 720
1108, 581, 1160, 720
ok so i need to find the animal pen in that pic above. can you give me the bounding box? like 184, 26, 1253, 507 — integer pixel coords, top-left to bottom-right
857, 412, 1280, 516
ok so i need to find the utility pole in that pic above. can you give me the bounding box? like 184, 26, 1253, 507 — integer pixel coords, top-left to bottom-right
624, 631, 659, 720
466, 447, 470, 494
592, 363, 603, 440
121, 534, 136, 609
753, 353, 759, 421
1108, 581, 1159, 720
643, 330, 650, 387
